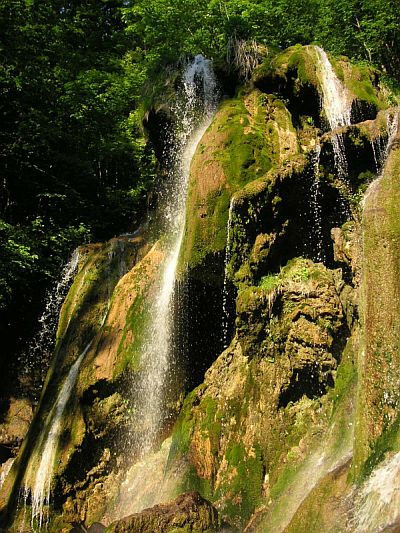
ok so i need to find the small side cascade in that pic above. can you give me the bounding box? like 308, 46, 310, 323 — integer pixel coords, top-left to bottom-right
22, 341, 93, 532
222, 197, 235, 348
310, 144, 324, 262
20, 249, 80, 388
383, 111, 399, 164
364, 110, 399, 204
371, 136, 385, 173
353, 451, 400, 532
314, 46, 352, 187
371, 111, 399, 174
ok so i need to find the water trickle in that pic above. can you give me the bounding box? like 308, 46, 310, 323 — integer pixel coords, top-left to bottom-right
310, 144, 324, 262
384, 111, 399, 162
371, 137, 385, 173
0, 458, 14, 490
222, 198, 235, 348
132, 55, 218, 456
364, 110, 399, 204
20, 249, 80, 389
315, 46, 352, 187
23, 341, 93, 531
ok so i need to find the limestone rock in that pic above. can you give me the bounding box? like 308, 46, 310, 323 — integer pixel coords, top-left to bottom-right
0, 398, 33, 458
105, 492, 220, 533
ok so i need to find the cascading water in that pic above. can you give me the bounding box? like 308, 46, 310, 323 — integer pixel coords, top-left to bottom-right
20, 249, 80, 390
315, 46, 352, 186
131, 55, 218, 456
22, 341, 93, 531
222, 197, 235, 348
310, 144, 324, 262
363, 110, 399, 204
353, 451, 400, 532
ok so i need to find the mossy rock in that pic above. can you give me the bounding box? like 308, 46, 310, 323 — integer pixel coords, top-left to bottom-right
178, 89, 298, 283
105, 492, 220, 533
354, 123, 400, 478
254, 44, 319, 88
168, 257, 351, 529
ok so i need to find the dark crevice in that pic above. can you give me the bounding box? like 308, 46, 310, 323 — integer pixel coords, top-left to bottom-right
232, 161, 348, 282
254, 70, 321, 129
0, 445, 13, 464
278, 364, 334, 408
173, 262, 229, 392
351, 99, 379, 123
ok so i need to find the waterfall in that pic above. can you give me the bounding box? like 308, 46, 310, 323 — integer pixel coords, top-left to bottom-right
371, 111, 399, 175
315, 46, 352, 182
353, 451, 400, 532
20, 249, 80, 389
22, 341, 92, 531
310, 144, 324, 262
363, 110, 399, 204
132, 55, 218, 456
383, 111, 399, 165
222, 198, 235, 348
371, 136, 385, 173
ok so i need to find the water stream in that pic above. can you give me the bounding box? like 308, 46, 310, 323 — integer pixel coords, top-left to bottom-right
222, 197, 235, 348
363, 110, 399, 204
20, 249, 80, 390
131, 56, 218, 456
23, 341, 93, 531
315, 46, 352, 189
353, 451, 400, 532
310, 144, 324, 262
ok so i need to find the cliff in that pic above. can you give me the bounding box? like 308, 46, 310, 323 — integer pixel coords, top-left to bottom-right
1, 45, 400, 533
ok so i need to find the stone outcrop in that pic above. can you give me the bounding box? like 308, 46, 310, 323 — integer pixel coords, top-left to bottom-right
105, 492, 220, 533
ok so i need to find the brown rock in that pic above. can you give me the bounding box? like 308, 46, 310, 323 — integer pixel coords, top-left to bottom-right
105, 492, 220, 533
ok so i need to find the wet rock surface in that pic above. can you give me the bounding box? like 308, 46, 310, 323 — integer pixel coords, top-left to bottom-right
105, 492, 220, 533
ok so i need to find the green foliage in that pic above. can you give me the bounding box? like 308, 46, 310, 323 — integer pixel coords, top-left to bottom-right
0, 0, 157, 367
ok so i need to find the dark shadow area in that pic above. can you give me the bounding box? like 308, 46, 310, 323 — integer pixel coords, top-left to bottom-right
174, 264, 229, 392
0, 445, 13, 464
254, 69, 322, 129
278, 364, 334, 408
232, 162, 348, 284
351, 99, 379, 124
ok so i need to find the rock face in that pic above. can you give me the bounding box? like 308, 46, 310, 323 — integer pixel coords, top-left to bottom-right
0, 45, 399, 533
105, 492, 220, 533
354, 120, 400, 475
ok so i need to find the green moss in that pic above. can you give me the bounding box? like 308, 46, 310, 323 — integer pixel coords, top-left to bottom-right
261, 45, 318, 87
114, 289, 151, 377
361, 413, 400, 480
177, 465, 213, 503
216, 442, 264, 527
178, 88, 297, 280
354, 147, 400, 476
168, 388, 202, 459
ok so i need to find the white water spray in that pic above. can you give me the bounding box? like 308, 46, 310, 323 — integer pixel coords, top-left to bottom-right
353, 452, 400, 532
315, 46, 352, 182
363, 110, 399, 205
21, 249, 80, 387
222, 198, 235, 348
23, 341, 92, 531
310, 144, 324, 261
133, 55, 218, 455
